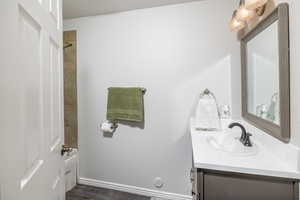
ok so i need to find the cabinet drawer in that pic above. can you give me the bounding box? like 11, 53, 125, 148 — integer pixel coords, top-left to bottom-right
204, 173, 296, 200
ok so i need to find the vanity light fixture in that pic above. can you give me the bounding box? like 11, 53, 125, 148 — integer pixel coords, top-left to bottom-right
236, 1, 256, 21
230, 10, 246, 32
245, 0, 268, 10
229, 0, 268, 32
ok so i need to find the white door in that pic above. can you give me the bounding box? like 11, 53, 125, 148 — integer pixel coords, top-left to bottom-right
0, 0, 64, 199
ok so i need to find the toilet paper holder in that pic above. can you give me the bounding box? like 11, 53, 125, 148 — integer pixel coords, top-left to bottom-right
111, 121, 118, 130
101, 120, 118, 133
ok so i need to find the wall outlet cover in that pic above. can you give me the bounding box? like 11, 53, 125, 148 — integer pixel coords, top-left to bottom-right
154, 177, 164, 188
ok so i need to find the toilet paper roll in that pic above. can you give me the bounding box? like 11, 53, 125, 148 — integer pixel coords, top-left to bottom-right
101, 121, 114, 133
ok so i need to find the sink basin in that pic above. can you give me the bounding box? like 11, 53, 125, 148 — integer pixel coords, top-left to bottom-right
206, 132, 259, 156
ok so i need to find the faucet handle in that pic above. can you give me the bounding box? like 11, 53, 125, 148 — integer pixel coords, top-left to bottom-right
244, 133, 253, 147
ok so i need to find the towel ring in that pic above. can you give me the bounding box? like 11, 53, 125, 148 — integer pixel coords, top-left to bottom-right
199, 88, 221, 117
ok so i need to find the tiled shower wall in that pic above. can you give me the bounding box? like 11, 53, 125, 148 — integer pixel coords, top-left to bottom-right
63, 31, 78, 148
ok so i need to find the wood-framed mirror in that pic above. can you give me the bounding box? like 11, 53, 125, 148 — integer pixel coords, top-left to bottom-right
241, 3, 290, 142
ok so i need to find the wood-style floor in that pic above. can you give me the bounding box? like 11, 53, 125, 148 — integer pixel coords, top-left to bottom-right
66, 185, 151, 200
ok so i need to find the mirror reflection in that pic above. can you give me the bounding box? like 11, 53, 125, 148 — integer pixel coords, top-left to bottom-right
246, 21, 280, 125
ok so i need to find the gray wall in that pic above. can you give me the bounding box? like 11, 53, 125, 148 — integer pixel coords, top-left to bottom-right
64, 0, 238, 195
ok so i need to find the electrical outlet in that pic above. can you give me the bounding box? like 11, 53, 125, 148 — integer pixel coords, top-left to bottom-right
154, 177, 164, 188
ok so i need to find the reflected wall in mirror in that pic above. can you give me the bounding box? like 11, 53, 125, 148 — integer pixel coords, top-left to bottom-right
241, 3, 290, 142
247, 21, 280, 125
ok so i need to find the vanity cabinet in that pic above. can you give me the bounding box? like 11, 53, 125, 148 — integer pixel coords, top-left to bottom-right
191, 168, 299, 200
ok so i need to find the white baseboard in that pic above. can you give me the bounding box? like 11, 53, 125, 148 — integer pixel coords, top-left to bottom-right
78, 177, 192, 200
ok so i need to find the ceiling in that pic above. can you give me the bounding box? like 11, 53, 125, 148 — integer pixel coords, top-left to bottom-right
63, 0, 200, 19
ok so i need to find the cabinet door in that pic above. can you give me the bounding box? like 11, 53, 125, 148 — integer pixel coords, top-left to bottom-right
204, 173, 295, 200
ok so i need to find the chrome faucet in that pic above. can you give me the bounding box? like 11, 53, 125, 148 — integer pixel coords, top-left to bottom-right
228, 122, 253, 147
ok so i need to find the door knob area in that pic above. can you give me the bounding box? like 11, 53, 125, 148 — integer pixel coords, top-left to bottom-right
61, 145, 72, 156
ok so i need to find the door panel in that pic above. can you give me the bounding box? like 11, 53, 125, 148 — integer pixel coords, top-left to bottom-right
50, 38, 62, 152
19, 6, 44, 188
50, 0, 59, 25
52, 176, 63, 200
0, 0, 64, 199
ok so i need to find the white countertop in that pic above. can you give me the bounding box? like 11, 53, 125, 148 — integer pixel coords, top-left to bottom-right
190, 118, 300, 180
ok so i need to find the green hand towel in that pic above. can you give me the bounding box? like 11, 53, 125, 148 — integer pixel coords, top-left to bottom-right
107, 87, 144, 122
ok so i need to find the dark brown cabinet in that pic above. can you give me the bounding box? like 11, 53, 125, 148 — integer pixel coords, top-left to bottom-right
191, 169, 299, 200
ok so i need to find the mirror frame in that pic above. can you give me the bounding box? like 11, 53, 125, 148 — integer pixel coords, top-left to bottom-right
241, 3, 290, 142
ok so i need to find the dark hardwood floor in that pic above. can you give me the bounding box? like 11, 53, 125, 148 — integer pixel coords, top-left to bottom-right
66, 184, 151, 200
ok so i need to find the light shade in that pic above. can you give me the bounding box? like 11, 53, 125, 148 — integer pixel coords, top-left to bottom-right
229, 17, 246, 32
245, 0, 268, 9
236, 6, 256, 21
